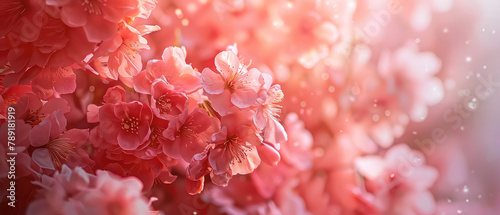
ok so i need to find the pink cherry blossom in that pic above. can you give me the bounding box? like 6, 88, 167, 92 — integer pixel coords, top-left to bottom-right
29, 110, 93, 173
98, 101, 153, 150
12, 93, 70, 126
90, 123, 178, 191
201, 50, 263, 115
89, 23, 160, 84
162, 108, 220, 161
133, 46, 201, 94
31, 67, 77, 99
378, 41, 444, 122
253, 78, 287, 145
208, 109, 262, 180
151, 79, 189, 117
0, 5, 96, 76
355, 144, 439, 214
48, 0, 141, 42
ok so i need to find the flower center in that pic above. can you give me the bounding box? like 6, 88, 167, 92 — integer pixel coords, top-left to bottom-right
273, 89, 284, 103
177, 123, 200, 141
81, 0, 105, 15
149, 126, 164, 148
121, 117, 140, 134
224, 136, 251, 164
265, 88, 284, 121
156, 95, 172, 114
225, 80, 237, 93
46, 138, 76, 169
24, 109, 45, 126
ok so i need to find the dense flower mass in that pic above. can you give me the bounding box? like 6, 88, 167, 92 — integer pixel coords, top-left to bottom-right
26, 165, 154, 215
0, 0, 493, 214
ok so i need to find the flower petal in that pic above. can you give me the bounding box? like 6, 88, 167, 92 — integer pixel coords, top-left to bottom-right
29, 120, 51, 147
118, 130, 142, 150
32, 148, 55, 170
209, 90, 232, 116
201, 68, 225, 94
231, 88, 257, 108
209, 146, 231, 175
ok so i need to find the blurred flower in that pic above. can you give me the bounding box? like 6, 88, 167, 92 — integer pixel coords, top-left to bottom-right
26, 165, 155, 215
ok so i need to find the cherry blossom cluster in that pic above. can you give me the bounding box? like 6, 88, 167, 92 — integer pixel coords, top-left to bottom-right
87, 45, 285, 193
0, 0, 485, 214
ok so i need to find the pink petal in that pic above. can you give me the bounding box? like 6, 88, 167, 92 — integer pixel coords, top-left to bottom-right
264, 119, 287, 144
162, 46, 187, 62
32, 148, 55, 170
179, 136, 206, 162
407, 166, 439, 190
132, 70, 152, 94
209, 90, 232, 116
137, 121, 152, 143
175, 73, 201, 93
253, 106, 267, 130
162, 138, 182, 160
186, 178, 204, 195
231, 88, 257, 108
62, 27, 98, 63
201, 68, 225, 94
118, 130, 142, 150
84, 17, 117, 42
210, 171, 232, 187
209, 146, 231, 175
242, 68, 263, 91
46, 0, 71, 6
211, 126, 228, 143
214, 51, 240, 78
231, 145, 261, 175
129, 164, 154, 191
20, 66, 43, 85
260, 73, 273, 90
186, 151, 210, 180
103, 86, 127, 104
111, 48, 142, 78
60, 129, 89, 147
31, 73, 54, 100
151, 79, 173, 100
354, 156, 385, 180
146, 59, 167, 78
188, 108, 213, 132
158, 171, 177, 184
102, 0, 139, 23
29, 120, 51, 147
257, 142, 281, 166
48, 110, 67, 139
52, 67, 77, 94
41, 98, 70, 115
60, 2, 88, 27
98, 107, 121, 138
